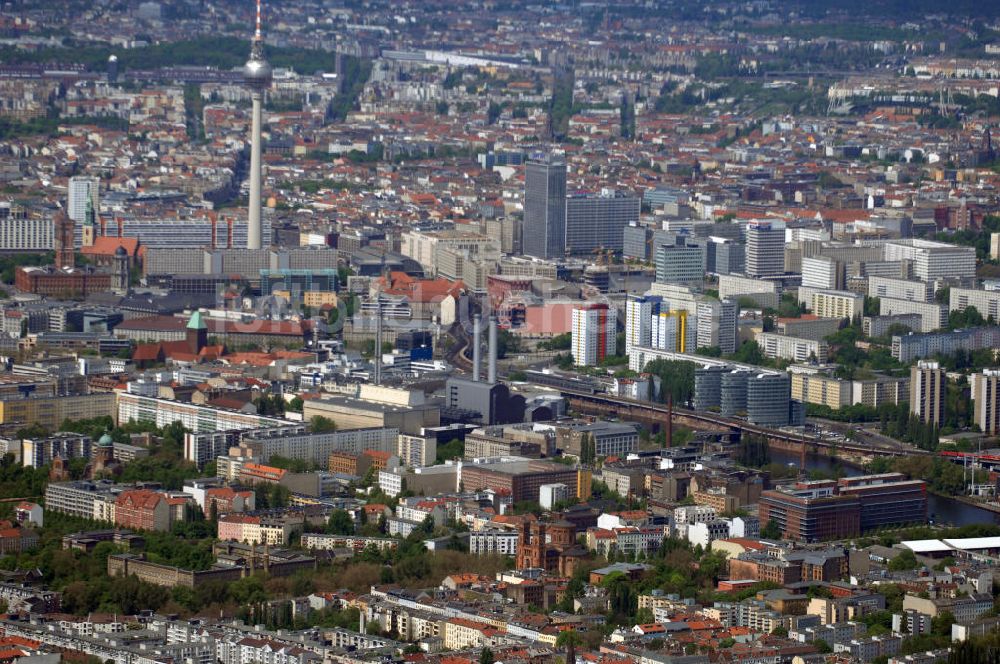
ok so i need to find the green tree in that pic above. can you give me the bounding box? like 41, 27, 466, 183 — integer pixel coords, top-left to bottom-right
761, 518, 782, 540
310, 416, 337, 433
888, 549, 920, 572
326, 510, 355, 535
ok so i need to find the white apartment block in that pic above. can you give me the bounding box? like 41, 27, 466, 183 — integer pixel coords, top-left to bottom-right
651, 311, 687, 352
869, 275, 934, 302
801, 256, 842, 290
0, 217, 53, 251
118, 393, 286, 436
572, 304, 617, 366
950, 287, 1000, 319
757, 332, 829, 363
884, 239, 976, 281
242, 427, 398, 465
687, 519, 731, 549
400, 230, 499, 275
879, 297, 948, 333
398, 434, 436, 467
469, 528, 518, 556
696, 298, 738, 354
798, 287, 864, 320
673, 504, 718, 525
625, 295, 660, 356
719, 273, 780, 299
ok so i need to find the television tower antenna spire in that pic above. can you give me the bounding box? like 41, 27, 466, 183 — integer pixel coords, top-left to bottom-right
255, 0, 263, 41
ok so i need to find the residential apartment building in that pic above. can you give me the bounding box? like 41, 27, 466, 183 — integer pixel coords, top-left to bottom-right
625, 295, 662, 356
799, 287, 864, 320
863, 313, 922, 338
115, 489, 188, 533
696, 298, 739, 354
950, 287, 1000, 319
972, 369, 1000, 435
910, 360, 945, 426
571, 303, 616, 366
801, 256, 844, 290
0, 216, 53, 252
119, 393, 286, 436
0, 392, 115, 431
719, 274, 780, 309
869, 276, 934, 302
469, 528, 518, 556
790, 367, 908, 410
884, 239, 976, 281
651, 310, 688, 353
45, 480, 119, 520
21, 433, 92, 468
757, 332, 829, 363
397, 434, 436, 467
893, 326, 1000, 362
879, 297, 948, 333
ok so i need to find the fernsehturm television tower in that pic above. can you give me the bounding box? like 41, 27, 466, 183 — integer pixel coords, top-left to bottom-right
243, 0, 271, 250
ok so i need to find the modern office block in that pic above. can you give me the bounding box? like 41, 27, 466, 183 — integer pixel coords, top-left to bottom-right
523, 153, 567, 259
721, 370, 749, 417
565, 190, 640, 255
656, 240, 703, 285
67, 176, 100, 226
694, 366, 725, 411
747, 372, 792, 427
745, 220, 785, 278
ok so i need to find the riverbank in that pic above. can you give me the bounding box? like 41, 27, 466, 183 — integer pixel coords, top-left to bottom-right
768, 449, 1000, 527
949, 494, 1000, 515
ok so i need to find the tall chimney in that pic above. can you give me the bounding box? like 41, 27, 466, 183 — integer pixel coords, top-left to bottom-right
472, 315, 482, 382
665, 393, 673, 448
374, 298, 383, 385
488, 315, 498, 383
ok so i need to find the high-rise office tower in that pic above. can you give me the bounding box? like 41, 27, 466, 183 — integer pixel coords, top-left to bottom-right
745, 220, 785, 278
747, 373, 792, 427
523, 153, 566, 259
565, 189, 640, 255
67, 176, 99, 226
571, 303, 616, 366
656, 238, 704, 285
972, 369, 1000, 435
243, 0, 272, 250
910, 360, 945, 426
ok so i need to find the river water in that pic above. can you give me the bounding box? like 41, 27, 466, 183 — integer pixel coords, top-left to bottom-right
768, 450, 1000, 527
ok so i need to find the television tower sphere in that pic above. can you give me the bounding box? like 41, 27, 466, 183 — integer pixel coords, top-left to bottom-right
244, 46, 272, 90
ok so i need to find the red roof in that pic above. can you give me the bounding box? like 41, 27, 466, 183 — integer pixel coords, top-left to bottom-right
80, 236, 140, 257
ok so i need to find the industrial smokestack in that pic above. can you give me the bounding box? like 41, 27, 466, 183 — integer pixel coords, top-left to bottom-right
472, 315, 482, 382
488, 315, 498, 383
374, 298, 382, 385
